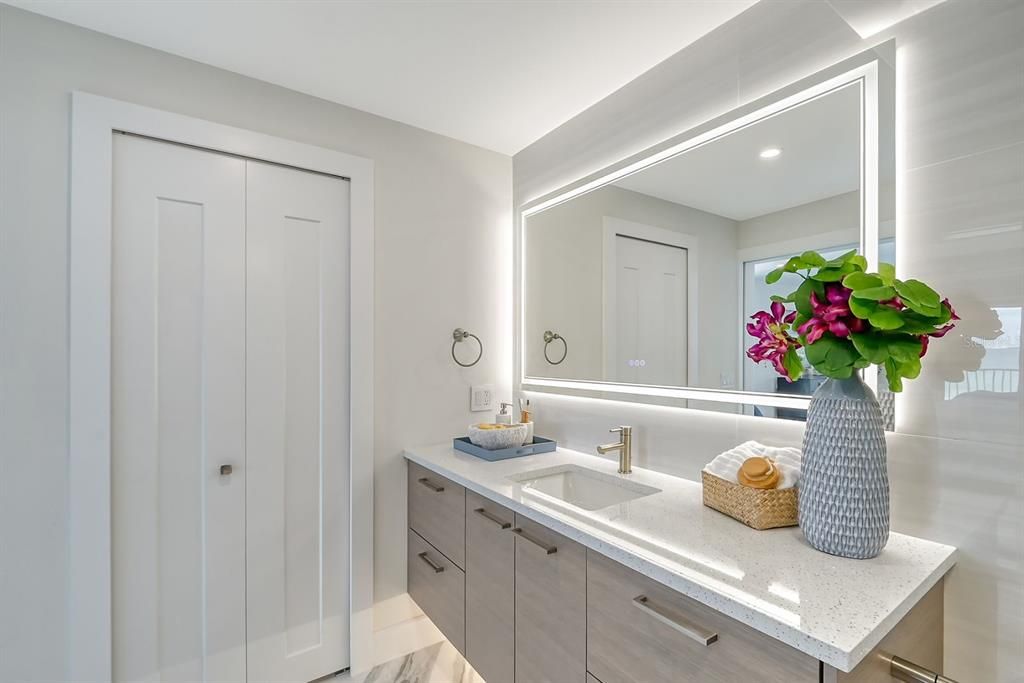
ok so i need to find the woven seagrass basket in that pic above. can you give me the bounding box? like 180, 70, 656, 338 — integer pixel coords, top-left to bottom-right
701, 470, 797, 530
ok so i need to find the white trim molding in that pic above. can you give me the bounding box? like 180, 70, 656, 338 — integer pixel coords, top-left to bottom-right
68, 92, 375, 680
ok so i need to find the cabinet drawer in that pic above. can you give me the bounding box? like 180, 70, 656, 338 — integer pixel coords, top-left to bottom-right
587, 551, 818, 683
408, 461, 465, 568
408, 529, 465, 654
515, 515, 586, 683
466, 492, 516, 683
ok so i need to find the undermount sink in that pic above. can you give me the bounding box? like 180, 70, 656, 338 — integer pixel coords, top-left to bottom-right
507, 464, 661, 511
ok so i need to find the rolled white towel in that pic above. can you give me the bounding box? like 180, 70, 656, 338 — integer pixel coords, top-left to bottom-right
703, 441, 801, 489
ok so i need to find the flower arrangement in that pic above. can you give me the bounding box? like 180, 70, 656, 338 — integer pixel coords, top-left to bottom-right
746, 249, 957, 392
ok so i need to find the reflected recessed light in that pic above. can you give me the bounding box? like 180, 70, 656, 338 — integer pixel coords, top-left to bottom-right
759, 147, 782, 159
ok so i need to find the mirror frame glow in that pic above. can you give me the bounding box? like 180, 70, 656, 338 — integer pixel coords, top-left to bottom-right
517, 45, 894, 411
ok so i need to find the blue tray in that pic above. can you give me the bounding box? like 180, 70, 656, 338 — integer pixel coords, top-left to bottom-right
454, 436, 557, 461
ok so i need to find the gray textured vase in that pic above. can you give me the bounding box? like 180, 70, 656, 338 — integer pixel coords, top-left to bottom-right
799, 374, 890, 559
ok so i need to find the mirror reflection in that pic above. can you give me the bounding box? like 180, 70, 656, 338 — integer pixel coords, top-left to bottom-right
524, 82, 894, 419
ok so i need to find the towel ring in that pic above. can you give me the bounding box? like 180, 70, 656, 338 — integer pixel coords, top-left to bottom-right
543, 330, 568, 365
452, 328, 483, 367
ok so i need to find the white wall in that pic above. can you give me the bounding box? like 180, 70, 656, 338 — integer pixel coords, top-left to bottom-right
737, 189, 860, 250
524, 185, 738, 389
514, 1, 1023, 680
0, 6, 511, 681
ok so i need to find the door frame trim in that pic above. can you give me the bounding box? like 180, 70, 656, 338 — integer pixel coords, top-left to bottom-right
68, 91, 375, 680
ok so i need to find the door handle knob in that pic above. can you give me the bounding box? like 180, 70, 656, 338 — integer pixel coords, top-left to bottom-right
220, 464, 233, 476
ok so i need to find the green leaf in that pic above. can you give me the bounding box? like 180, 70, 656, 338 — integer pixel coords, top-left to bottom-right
849, 254, 868, 271
769, 294, 787, 303
765, 267, 785, 284
885, 358, 904, 392
850, 332, 889, 364
849, 296, 877, 320
825, 249, 858, 268
851, 285, 897, 300
843, 272, 884, 290
853, 358, 871, 369
898, 313, 947, 334
811, 265, 856, 282
878, 262, 896, 286
896, 355, 922, 380
799, 251, 827, 267
886, 336, 925, 362
805, 335, 858, 378
793, 278, 824, 317
868, 307, 906, 330
895, 279, 941, 315
782, 348, 804, 382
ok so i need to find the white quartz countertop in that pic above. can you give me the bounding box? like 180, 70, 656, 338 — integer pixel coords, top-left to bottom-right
403, 443, 957, 673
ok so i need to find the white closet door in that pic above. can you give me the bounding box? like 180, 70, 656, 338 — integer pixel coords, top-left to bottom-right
613, 236, 688, 386
111, 135, 247, 682
245, 161, 351, 683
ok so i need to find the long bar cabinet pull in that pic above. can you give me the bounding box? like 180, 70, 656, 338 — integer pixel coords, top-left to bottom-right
632, 595, 718, 646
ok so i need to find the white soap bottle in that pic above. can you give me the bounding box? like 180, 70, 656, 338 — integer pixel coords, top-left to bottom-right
495, 402, 513, 425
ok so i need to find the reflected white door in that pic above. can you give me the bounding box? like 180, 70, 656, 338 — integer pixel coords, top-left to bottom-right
611, 235, 688, 385
112, 136, 350, 683
245, 161, 350, 683
112, 135, 247, 682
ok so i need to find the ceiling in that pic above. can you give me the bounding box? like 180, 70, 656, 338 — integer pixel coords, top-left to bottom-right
615, 82, 861, 221
10, 0, 757, 154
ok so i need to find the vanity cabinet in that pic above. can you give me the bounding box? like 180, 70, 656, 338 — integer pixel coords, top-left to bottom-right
406, 460, 947, 683
587, 551, 818, 683
514, 515, 587, 683
466, 491, 516, 683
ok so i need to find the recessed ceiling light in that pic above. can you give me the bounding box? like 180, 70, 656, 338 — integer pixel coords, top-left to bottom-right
759, 147, 782, 159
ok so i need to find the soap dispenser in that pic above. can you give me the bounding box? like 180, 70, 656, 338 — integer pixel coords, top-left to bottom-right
495, 402, 514, 425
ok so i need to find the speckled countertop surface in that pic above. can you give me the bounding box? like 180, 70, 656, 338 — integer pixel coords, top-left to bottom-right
404, 443, 957, 673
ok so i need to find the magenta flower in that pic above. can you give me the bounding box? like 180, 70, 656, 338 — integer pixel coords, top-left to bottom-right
746, 301, 801, 379
797, 283, 865, 342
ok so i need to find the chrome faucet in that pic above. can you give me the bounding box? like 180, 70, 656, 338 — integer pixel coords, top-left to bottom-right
597, 426, 633, 474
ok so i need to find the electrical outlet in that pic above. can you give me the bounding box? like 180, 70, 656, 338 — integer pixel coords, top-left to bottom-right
470, 384, 495, 412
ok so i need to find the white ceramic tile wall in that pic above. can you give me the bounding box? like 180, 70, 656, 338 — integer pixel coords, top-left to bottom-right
0, 7, 511, 681
515, 1, 1023, 680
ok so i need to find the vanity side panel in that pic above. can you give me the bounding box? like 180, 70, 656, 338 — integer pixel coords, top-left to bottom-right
824, 580, 943, 683
466, 491, 516, 683
514, 514, 587, 683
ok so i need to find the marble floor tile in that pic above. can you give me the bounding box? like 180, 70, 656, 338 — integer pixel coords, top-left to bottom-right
361, 640, 484, 683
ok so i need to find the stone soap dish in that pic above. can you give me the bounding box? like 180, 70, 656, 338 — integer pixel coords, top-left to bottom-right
467, 423, 529, 450
454, 436, 556, 462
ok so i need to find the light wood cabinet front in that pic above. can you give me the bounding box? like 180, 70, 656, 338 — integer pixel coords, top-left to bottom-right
407, 461, 465, 568
514, 515, 587, 683
408, 529, 466, 654
466, 492, 516, 683
587, 550, 819, 683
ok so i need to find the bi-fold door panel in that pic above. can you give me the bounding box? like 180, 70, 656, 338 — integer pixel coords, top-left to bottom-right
245, 160, 351, 683
112, 135, 351, 683
112, 135, 248, 682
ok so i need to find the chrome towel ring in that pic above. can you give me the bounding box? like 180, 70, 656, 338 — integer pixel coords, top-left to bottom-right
452, 328, 483, 367
543, 330, 568, 365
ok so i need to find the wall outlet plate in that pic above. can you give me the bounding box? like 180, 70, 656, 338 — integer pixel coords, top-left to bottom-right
470, 384, 495, 412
